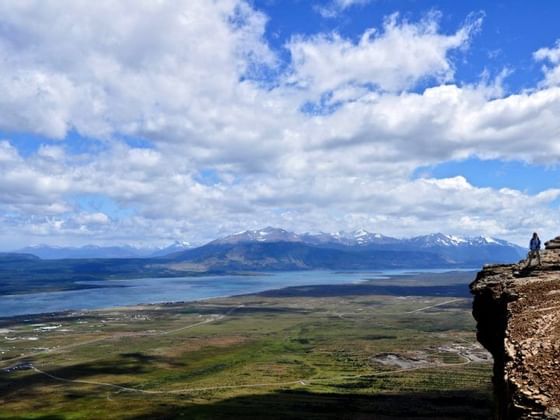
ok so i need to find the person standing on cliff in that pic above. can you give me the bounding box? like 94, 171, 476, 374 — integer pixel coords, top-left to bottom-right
526, 232, 542, 267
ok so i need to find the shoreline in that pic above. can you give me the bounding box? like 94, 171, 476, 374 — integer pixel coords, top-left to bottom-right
0, 269, 478, 321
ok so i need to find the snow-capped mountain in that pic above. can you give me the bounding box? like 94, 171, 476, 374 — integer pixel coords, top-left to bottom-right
394, 233, 526, 264
299, 230, 398, 246
210, 228, 522, 252
403, 233, 517, 249
205, 227, 525, 265
211, 227, 302, 245
211, 227, 394, 246
149, 241, 193, 257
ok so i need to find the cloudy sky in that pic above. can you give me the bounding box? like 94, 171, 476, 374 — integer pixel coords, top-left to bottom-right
1, 0, 560, 249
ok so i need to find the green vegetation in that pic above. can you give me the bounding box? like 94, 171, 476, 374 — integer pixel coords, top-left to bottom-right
0, 286, 492, 419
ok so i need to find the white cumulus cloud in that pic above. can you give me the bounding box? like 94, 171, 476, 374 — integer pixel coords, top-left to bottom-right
534, 40, 560, 87
287, 12, 482, 94
0, 2, 559, 248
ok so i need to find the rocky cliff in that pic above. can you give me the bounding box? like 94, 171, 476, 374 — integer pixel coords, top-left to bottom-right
470, 237, 560, 419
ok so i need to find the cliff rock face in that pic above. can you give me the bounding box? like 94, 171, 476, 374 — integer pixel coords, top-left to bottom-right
470, 237, 560, 419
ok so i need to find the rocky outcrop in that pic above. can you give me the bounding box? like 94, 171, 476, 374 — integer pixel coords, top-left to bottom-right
470, 238, 560, 419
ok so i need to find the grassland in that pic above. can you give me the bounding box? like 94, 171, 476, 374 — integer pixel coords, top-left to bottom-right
0, 278, 492, 419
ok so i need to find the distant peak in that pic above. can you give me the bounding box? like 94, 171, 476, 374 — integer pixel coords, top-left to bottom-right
261, 226, 285, 232
481, 236, 499, 244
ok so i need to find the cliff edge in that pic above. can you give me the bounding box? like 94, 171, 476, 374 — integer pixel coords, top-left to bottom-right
470, 237, 560, 419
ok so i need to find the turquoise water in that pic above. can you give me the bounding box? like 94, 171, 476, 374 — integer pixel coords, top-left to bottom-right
0, 269, 472, 317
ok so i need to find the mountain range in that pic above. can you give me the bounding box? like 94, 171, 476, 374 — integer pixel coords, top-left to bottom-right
209, 227, 519, 249
0, 228, 528, 295
13, 241, 192, 260
159, 227, 526, 271
6, 227, 526, 274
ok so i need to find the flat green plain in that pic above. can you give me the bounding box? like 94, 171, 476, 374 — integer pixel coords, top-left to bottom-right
0, 278, 492, 419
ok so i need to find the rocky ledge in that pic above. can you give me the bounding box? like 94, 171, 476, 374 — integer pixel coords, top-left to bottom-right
470, 237, 560, 419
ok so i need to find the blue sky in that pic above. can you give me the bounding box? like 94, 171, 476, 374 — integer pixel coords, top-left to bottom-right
255, 0, 559, 86
1, 0, 560, 248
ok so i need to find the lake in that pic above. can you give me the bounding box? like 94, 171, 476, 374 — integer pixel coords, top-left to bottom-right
0, 269, 475, 317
